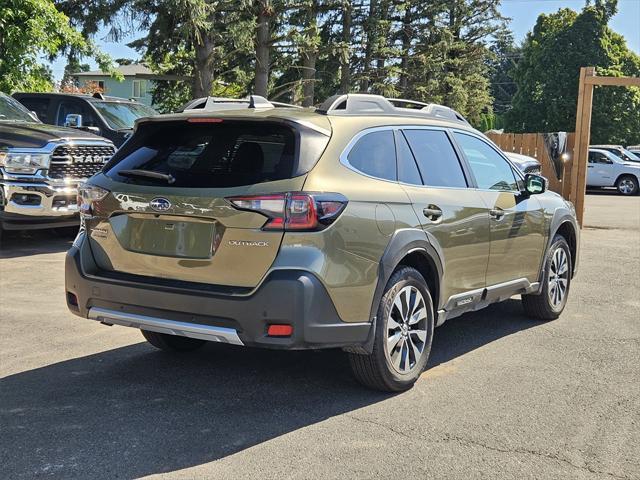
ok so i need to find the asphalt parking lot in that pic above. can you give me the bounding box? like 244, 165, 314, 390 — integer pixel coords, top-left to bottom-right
1, 192, 639, 480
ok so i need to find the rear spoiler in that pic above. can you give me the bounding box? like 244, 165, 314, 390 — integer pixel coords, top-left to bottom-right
133, 113, 331, 137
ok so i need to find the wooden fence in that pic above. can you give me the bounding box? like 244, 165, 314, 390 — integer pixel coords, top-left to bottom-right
486, 132, 576, 201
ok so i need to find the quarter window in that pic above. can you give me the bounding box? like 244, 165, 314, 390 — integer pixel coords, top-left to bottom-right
453, 133, 518, 191
395, 131, 422, 185
403, 129, 467, 188
347, 130, 397, 181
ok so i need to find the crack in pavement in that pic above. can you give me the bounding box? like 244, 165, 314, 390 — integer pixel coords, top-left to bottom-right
441, 433, 632, 480
344, 413, 414, 440
345, 414, 633, 480
538, 328, 640, 345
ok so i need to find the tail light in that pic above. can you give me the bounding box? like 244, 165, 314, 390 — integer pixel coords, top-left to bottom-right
227, 192, 347, 231
77, 183, 109, 216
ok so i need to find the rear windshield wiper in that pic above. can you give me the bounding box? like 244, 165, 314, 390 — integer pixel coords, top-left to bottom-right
118, 169, 175, 184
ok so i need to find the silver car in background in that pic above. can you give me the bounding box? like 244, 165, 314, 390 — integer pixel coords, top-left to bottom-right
504, 152, 542, 174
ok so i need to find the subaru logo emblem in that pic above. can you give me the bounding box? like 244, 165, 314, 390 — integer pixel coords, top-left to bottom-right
150, 197, 171, 212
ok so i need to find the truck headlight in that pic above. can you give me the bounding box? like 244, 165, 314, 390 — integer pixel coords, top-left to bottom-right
0, 151, 51, 174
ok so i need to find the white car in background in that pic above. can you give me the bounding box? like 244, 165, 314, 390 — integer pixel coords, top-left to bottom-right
588, 148, 640, 195
628, 145, 640, 156
590, 144, 640, 164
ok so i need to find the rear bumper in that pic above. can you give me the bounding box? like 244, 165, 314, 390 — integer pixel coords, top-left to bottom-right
65, 234, 371, 350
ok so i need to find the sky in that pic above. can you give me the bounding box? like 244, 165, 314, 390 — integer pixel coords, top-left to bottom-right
48, 0, 640, 82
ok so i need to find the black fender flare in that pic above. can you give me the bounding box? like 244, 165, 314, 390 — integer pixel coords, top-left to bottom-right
535, 208, 580, 291
351, 228, 444, 354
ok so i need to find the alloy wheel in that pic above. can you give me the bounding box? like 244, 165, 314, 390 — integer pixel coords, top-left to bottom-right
385, 286, 429, 374
618, 178, 636, 195
548, 248, 569, 308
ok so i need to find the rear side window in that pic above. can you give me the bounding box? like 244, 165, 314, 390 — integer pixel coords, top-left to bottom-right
403, 130, 467, 188
589, 151, 610, 164
347, 130, 396, 181
105, 120, 328, 188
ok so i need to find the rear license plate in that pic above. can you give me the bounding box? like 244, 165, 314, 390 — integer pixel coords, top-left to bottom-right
114, 216, 215, 259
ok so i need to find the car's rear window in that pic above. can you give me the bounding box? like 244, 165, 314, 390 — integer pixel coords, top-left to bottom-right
104, 120, 328, 188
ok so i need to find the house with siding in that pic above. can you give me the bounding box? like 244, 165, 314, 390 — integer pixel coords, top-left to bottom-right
71, 64, 188, 108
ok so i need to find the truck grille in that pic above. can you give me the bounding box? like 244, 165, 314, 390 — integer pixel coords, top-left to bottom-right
49, 144, 115, 180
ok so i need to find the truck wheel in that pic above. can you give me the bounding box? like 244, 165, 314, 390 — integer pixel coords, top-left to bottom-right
141, 330, 206, 352
616, 175, 638, 195
522, 235, 572, 320
349, 266, 434, 392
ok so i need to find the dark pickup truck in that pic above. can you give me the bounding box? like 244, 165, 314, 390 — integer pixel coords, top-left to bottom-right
0, 93, 115, 238
13, 92, 157, 148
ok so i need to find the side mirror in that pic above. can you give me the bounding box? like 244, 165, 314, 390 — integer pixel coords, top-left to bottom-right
65, 113, 83, 128
525, 173, 546, 195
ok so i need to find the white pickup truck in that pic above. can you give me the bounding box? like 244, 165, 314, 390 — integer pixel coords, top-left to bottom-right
588, 148, 640, 195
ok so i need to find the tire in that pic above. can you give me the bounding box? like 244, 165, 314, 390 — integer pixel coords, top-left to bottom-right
616, 175, 638, 196
522, 234, 572, 320
349, 266, 435, 392
141, 330, 207, 352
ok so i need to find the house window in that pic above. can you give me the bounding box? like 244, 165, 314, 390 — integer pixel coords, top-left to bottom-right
132, 80, 146, 98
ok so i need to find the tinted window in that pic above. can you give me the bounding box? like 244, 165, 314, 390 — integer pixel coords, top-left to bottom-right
16, 97, 49, 122
396, 131, 422, 185
589, 151, 611, 164
106, 121, 304, 188
93, 101, 157, 130
403, 130, 467, 188
454, 133, 518, 191
0, 94, 39, 122
348, 130, 396, 181
56, 100, 100, 128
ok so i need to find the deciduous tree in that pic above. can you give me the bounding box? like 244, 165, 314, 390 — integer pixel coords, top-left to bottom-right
0, 0, 116, 92
506, 0, 640, 145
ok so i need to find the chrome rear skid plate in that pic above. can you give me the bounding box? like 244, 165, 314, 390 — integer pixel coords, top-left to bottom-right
87, 307, 244, 345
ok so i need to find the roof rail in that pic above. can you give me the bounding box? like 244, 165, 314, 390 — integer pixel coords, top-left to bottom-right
204, 95, 274, 111
182, 95, 303, 112
270, 101, 303, 109
317, 94, 469, 125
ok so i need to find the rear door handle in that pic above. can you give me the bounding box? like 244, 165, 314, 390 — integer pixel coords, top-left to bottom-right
423, 205, 443, 221
489, 208, 505, 219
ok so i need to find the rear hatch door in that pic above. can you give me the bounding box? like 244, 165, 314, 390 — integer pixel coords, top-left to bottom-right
84, 116, 330, 288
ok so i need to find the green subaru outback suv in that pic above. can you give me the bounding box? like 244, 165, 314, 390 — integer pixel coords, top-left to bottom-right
65, 94, 579, 391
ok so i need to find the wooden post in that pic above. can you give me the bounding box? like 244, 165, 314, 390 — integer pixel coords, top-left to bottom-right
571, 68, 640, 226
562, 133, 576, 201
572, 67, 595, 227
